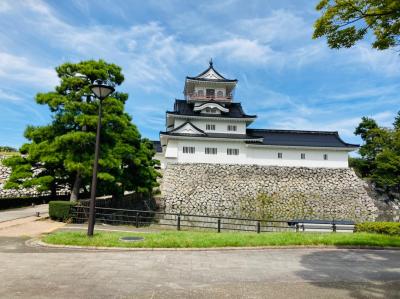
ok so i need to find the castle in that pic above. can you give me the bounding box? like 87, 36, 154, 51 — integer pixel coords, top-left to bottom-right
157, 61, 357, 169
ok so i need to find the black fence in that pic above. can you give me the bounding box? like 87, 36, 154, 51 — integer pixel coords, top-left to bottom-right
71, 206, 353, 233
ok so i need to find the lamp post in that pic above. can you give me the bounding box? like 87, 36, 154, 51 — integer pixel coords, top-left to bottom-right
87, 82, 115, 236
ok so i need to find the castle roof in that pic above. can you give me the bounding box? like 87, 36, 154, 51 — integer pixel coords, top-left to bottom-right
186, 60, 237, 83
167, 100, 256, 119
246, 129, 358, 148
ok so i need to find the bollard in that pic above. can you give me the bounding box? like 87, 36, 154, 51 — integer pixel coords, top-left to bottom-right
177, 215, 181, 231
35, 212, 40, 217
217, 218, 221, 233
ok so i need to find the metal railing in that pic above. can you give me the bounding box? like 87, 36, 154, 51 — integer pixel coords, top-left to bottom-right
71, 206, 354, 233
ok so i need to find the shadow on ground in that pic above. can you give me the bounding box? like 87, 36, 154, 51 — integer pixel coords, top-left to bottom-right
297, 249, 400, 299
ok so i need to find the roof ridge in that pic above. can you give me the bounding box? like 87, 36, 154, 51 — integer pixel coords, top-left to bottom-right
247, 128, 339, 134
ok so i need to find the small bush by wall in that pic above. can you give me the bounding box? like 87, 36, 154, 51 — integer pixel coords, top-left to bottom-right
49, 201, 76, 221
355, 222, 400, 235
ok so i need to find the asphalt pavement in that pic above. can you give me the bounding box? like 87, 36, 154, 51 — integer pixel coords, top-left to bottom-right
0, 236, 399, 298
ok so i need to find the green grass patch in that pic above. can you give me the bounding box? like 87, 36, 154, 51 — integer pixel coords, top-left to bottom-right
43, 230, 400, 248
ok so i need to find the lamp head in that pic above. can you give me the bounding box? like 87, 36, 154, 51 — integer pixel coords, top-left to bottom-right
90, 82, 115, 100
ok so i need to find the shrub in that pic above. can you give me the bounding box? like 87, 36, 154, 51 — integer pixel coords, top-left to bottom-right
355, 222, 400, 236
49, 201, 76, 221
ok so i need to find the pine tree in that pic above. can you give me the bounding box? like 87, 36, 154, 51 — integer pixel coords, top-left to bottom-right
3, 60, 160, 200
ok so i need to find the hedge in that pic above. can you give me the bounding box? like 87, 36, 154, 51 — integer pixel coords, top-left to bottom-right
355, 222, 400, 235
49, 201, 76, 221
0, 195, 69, 210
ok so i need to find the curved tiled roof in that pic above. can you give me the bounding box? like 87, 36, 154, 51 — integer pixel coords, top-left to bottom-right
246, 129, 358, 148
186, 61, 238, 83
167, 100, 256, 119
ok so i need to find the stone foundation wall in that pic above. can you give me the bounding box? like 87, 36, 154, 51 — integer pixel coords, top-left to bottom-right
161, 163, 378, 222
0, 157, 68, 198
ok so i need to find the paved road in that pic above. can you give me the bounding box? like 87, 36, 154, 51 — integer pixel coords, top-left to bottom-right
0, 204, 48, 223
0, 237, 399, 298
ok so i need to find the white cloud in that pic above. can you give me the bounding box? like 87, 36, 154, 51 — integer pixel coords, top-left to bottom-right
327, 84, 400, 101
237, 10, 311, 44
0, 52, 58, 88
0, 89, 22, 102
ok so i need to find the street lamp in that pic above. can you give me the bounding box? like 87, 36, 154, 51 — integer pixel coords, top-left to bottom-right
87, 82, 115, 236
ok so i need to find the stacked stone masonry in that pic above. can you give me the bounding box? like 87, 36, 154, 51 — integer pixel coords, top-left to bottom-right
161, 163, 378, 222
0, 157, 68, 198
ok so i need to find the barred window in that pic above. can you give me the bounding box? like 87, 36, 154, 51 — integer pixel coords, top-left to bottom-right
183, 146, 195, 154
278, 152, 282, 159
323, 154, 328, 160
205, 147, 217, 155
301, 153, 306, 159
206, 124, 215, 131
227, 125, 237, 131
227, 148, 239, 155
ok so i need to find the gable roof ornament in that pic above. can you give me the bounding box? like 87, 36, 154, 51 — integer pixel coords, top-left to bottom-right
186, 60, 238, 83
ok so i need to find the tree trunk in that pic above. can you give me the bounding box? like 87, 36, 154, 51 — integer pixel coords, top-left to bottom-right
70, 172, 82, 201
69, 119, 88, 202
51, 183, 57, 199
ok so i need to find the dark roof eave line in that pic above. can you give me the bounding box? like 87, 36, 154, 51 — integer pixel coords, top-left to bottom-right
166, 112, 257, 119
185, 77, 238, 83
246, 143, 358, 149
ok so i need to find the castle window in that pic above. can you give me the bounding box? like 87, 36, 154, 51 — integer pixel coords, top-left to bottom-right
205, 147, 217, 155
206, 89, 215, 98
206, 124, 215, 130
217, 90, 223, 97
227, 125, 237, 132
301, 153, 306, 159
227, 148, 239, 155
324, 154, 328, 160
197, 90, 204, 97
278, 152, 282, 159
183, 146, 195, 154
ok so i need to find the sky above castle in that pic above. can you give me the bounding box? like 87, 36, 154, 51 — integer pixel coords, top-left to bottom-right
0, 0, 399, 148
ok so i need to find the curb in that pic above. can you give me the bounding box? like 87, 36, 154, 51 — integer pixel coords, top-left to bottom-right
26, 238, 400, 252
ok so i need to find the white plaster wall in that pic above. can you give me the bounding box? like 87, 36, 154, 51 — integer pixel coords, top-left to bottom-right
247, 146, 349, 168
174, 119, 247, 134
163, 139, 350, 168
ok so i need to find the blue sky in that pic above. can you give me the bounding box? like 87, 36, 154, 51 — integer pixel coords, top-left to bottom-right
0, 0, 399, 148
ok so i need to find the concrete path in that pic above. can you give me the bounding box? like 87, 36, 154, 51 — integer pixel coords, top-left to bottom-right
0, 204, 64, 237
0, 237, 399, 298
0, 204, 49, 222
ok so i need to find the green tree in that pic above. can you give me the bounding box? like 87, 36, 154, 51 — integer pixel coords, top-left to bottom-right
3, 60, 160, 201
352, 111, 400, 191
313, 0, 400, 50
0, 146, 17, 152
393, 111, 400, 130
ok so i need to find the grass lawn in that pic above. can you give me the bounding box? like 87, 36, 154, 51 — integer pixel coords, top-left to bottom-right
42, 230, 400, 248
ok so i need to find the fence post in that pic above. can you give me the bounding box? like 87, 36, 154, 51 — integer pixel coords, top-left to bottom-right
296, 223, 299, 232
135, 212, 139, 228
177, 214, 181, 231
217, 218, 221, 233
302, 224, 305, 232
332, 222, 336, 233
257, 221, 261, 233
